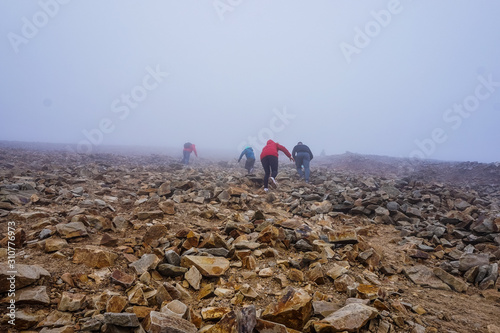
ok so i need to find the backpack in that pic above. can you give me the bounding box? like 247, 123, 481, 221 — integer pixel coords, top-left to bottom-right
184, 142, 192, 149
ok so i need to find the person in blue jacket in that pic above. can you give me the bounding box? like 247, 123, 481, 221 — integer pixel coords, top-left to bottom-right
238, 146, 256, 174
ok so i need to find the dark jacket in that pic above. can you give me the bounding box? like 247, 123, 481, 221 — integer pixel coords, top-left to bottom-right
292, 144, 313, 160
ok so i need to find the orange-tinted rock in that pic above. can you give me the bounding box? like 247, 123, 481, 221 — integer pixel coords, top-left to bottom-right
181, 255, 230, 277
73, 246, 117, 268
261, 287, 312, 331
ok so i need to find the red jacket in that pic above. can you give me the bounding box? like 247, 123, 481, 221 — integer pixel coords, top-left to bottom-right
183, 144, 198, 157
260, 140, 292, 160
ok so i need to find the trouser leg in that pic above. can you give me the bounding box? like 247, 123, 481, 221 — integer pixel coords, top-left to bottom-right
302, 155, 311, 182
261, 157, 271, 188
269, 156, 279, 179
295, 154, 304, 178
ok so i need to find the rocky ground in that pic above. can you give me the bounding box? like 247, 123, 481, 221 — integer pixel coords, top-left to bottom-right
0, 145, 499, 333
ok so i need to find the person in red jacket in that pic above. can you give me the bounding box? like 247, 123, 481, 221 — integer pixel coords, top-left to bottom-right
260, 139, 294, 192
182, 142, 198, 165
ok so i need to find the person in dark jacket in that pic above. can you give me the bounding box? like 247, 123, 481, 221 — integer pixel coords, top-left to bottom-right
238, 146, 256, 174
182, 142, 198, 165
292, 142, 313, 183
260, 139, 294, 192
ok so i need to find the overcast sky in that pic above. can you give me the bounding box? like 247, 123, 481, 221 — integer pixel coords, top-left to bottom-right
1, 0, 499, 162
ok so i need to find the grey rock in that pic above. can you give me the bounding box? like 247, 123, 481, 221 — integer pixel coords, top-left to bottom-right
295, 239, 313, 252
103, 312, 140, 327
164, 250, 181, 266
199, 248, 230, 257
129, 254, 160, 275
459, 253, 489, 272
404, 265, 451, 291
157, 263, 188, 277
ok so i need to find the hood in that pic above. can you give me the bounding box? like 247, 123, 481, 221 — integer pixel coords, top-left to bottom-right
266, 139, 275, 145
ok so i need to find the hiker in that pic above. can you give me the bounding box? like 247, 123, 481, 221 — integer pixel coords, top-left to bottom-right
292, 142, 313, 183
238, 146, 256, 174
182, 142, 197, 165
260, 139, 293, 192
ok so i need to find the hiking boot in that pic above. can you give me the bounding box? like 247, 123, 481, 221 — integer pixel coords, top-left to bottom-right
264, 188, 269, 193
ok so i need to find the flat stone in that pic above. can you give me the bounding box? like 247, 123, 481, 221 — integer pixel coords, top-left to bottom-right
162, 299, 188, 318
158, 183, 171, 196
326, 264, 348, 280
56, 222, 88, 239
0, 263, 50, 292
37, 310, 73, 328
459, 253, 490, 272
180, 255, 230, 277
100, 233, 118, 247
111, 270, 136, 288
73, 246, 118, 268
80, 317, 103, 331
131, 306, 154, 319
15, 286, 50, 305
103, 312, 140, 327
433, 267, 468, 292
314, 303, 378, 333
39, 325, 75, 333
129, 254, 160, 275
327, 229, 358, 244
157, 263, 188, 277
143, 224, 168, 245
259, 267, 274, 277
214, 288, 234, 298
45, 238, 68, 253
404, 265, 451, 291
199, 247, 230, 257
233, 241, 261, 250
148, 311, 197, 333
185, 266, 202, 290
15, 310, 43, 330
312, 301, 342, 318
137, 210, 163, 220
255, 318, 290, 333
356, 284, 379, 300
201, 306, 232, 320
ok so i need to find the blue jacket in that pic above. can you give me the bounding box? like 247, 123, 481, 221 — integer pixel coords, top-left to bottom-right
238, 147, 255, 162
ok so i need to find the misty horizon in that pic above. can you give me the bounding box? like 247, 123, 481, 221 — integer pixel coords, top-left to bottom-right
1, 1, 499, 163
